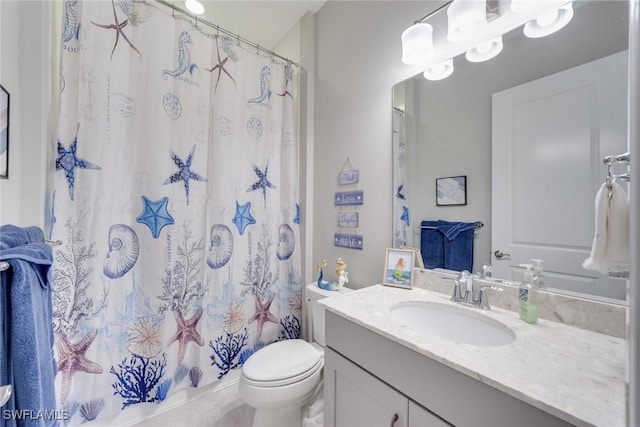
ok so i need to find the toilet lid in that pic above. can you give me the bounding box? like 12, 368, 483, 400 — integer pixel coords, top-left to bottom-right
242, 339, 322, 383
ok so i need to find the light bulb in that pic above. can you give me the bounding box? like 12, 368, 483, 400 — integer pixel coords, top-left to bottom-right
536, 8, 559, 27
524, 3, 573, 38
424, 59, 454, 81
465, 36, 503, 62
447, 0, 487, 43
401, 23, 434, 65
476, 41, 493, 54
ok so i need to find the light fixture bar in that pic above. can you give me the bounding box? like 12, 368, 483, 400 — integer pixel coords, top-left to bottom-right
402, 0, 574, 81
413, 1, 454, 25
406, 0, 572, 69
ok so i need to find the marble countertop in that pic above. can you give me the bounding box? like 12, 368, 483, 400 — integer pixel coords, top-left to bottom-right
320, 285, 627, 427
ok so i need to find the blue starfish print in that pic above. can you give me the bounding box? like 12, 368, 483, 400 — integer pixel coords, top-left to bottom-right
55, 126, 101, 201
401, 206, 410, 226
294, 203, 300, 224
232, 201, 256, 236
163, 145, 207, 206
247, 163, 276, 208
136, 196, 175, 238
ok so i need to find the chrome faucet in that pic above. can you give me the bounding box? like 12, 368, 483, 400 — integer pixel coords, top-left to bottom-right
476, 285, 503, 310
478, 263, 492, 279
449, 270, 469, 303
448, 270, 503, 310
463, 271, 475, 306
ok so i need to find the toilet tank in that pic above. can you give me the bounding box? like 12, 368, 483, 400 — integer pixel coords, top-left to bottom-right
305, 283, 352, 347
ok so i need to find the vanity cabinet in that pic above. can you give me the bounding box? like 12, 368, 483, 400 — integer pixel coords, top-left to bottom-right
324, 311, 572, 427
324, 346, 451, 427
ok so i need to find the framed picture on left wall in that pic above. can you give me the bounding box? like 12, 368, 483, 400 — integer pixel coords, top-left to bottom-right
0, 84, 9, 179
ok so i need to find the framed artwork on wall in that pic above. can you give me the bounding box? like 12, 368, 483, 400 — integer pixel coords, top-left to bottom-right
0, 85, 9, 179
436, 175, 466, 206
382, 248, 415, 289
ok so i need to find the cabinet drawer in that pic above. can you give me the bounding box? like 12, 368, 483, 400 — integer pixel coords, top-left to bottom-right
324, 346, 408, 427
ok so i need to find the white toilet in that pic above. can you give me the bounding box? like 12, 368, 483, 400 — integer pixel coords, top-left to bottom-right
239, 283, 352, 427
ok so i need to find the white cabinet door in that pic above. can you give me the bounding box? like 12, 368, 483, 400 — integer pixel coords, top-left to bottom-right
324, 347, 408, 427
492, 51, 627, 300
408, 401, 452, 427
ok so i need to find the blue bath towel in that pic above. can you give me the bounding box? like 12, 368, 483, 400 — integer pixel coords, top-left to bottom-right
420, 220, 478, 272
420, 221, 445, 269
0, 225, 56, 427
443, 226, 475, 272
442, 221, 477, 242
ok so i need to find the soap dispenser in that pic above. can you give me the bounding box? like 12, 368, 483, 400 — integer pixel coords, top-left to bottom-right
531, 259, 546, 289
518, 264, 538, 324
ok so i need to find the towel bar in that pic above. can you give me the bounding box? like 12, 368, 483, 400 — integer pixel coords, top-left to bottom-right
420, 221, 484, 230
0, 241, 60, 272
604, 152, 631, 165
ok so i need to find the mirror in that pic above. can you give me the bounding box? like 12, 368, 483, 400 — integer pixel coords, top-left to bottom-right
0, 84, 9, 179
392, 0, 629, 303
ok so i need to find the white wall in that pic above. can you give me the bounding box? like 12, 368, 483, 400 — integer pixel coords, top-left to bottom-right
313, 1, 444, 288
0, 0, 56, 229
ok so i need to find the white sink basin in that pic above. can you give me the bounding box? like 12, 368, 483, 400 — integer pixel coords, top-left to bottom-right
390, 302, 516, 347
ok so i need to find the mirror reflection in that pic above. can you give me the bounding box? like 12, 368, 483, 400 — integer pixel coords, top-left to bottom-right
392, 0, 628, 302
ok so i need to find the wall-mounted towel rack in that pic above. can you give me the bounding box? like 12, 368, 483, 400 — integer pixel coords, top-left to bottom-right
0, 240, 61, 272
420, 221, 484, 230
604, 152, 631, 188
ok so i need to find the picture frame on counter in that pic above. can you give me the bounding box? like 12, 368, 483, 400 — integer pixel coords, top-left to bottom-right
382, 248, 415, 289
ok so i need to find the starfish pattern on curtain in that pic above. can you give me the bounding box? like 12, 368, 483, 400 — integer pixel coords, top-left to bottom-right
51, 0, 301, 421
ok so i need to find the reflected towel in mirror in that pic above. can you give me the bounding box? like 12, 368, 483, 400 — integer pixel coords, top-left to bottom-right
420, 220, 476, 272
583, 182, 629, 275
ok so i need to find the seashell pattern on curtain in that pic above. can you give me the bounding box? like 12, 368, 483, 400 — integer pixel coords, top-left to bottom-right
50, 0, 301, 421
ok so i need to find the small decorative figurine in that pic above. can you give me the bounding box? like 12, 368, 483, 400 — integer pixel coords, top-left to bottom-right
335, 257, 349, 290
316, 258, 342, 291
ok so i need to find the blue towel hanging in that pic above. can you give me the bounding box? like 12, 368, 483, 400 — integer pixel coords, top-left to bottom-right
419, 221, 445, 269
420, 220, 480, 272
0, 225, 56, 427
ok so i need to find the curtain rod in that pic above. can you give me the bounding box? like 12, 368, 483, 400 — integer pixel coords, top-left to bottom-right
151, 0, 299, 67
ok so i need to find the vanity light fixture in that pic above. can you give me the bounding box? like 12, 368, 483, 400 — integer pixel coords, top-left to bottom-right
401, 23, 435, 65
447, 0, 487, 43
465, 35, 503, 62
185, 0, 205, 15
522, 3, 574, 38
402, 0, 574, 81
423, 59, 454, 81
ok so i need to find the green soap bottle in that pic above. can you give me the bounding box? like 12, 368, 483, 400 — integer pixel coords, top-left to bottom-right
518, 264, 538, 324
531, 258, 546, 289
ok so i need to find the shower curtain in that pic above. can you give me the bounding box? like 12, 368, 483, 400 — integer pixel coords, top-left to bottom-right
392, 108, 410, 248
51, 0, 301, 422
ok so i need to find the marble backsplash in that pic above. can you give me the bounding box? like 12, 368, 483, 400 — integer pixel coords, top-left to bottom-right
413, 268, 627, 338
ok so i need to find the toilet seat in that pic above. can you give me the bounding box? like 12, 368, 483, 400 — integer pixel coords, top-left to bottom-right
241, 339, 323, 387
